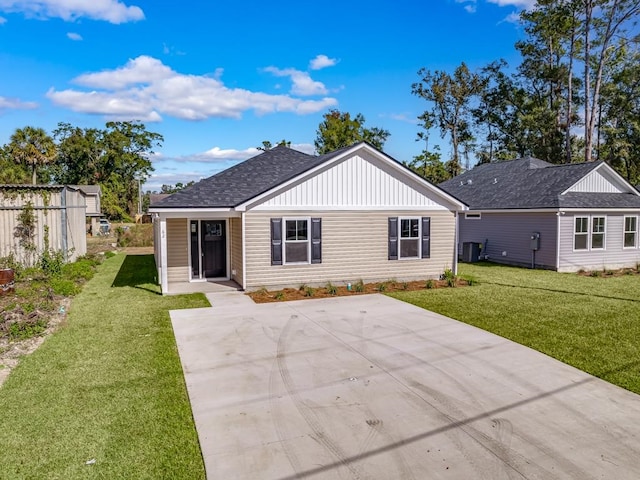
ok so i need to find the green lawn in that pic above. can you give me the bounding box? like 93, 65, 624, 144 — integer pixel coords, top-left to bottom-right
390, 262, 640, 395
0, 254, 210, 480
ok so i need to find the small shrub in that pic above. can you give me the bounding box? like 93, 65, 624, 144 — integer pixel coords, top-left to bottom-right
49, 278, 81, 296
624, 269, 634, 276
0, 253, 23, 277
255, 287, 268, 295
298, 283, 308, 291
274, 291, 285, 301
376, 282, 387, 292
354, 280, 365, 293
304, 286, 315, 297
425, 279, 435, 289
326, 282, 338, 295
61, 259, 96, 282
104, 251, 116, 259
590, 270, 601, 277
401, 282, 409, 290
442, 268, 457, 287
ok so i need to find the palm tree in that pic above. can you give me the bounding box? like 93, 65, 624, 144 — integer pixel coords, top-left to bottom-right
8, 126, 57, 184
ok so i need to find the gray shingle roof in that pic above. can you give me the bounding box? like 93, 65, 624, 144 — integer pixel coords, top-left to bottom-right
439, 158, 640, 209
151, 144, 366, 209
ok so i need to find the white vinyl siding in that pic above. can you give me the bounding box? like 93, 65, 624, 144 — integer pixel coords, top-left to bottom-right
244, 210, 455, 290
624, 216, 637, 249
251, 153, 451, 211
567, 169, 625, 193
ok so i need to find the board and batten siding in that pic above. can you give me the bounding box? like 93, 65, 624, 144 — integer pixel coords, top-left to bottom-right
0, 188, 86, 264
251, 152, 450, 211
566, 169, 625, 193
243, 210, 455, 290
230, 217, 243, 286
166, 218, 189, 282
558, 212, 640, 272
459, 212, 557, 269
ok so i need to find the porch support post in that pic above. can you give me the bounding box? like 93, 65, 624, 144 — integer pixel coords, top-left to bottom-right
241, 212, 247, 290
160, 217, 169, 294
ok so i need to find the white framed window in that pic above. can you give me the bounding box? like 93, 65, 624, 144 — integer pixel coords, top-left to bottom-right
465, 213, 481, 220
574, 217, 589, 250
591, 216, 606, 249
399, 217, 420, 259
283, 218, 310, 264
624, 216, 637, 248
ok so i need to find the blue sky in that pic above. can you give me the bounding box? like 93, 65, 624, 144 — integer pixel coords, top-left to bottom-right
0, 0, 535, 191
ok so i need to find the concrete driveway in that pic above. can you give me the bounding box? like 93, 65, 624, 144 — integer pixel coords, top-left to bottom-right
170, 293, 640, 480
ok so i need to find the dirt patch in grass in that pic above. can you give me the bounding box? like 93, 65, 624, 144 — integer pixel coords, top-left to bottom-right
248, 277, 471, 303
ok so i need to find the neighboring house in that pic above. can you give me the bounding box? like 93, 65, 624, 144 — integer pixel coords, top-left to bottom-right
439, 157, 640, 272
0, 185, 87, 264
71, 185, 102, 234
150, 142, 466, 293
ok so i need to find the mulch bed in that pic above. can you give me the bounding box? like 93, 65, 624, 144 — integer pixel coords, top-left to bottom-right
576, 267, 640, 278
248, 278, 470, 303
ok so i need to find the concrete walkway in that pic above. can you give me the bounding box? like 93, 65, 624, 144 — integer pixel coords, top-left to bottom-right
170, 293, 640, 480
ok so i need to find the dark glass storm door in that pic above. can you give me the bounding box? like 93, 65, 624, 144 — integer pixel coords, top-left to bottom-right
190, 220, 226, 279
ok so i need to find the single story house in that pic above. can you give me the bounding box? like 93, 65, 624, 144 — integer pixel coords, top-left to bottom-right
150, 142, 467, 293
438, 157, 640, 272
71, 185, 102, 234
0, 184, 87, 265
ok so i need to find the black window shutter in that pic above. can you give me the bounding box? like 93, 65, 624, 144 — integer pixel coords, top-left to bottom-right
270, 218, 282, 265
388, 217, 398, 260
311, 218, 322, 264
421, 216, 431, 259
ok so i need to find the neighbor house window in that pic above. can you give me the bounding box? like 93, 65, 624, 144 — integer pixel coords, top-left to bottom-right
624, 216, 637, 248
284, 218, 309, 263
591, 216, 606, 249
400, 218, 420, 258
574, 217, 588, 250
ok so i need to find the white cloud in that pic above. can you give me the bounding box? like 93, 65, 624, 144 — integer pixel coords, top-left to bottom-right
389, 113, 418, 124
0, 0, 144, 23
0, 15, 6, 23
263, 66, 328, 96
309, 54, 337, 70
0, 95, 38, 111
464, 4, 477, 13
47, 56, 338, 121
67, 32, 82, 40
198, 146, 260, 161
502, 11, 522, 23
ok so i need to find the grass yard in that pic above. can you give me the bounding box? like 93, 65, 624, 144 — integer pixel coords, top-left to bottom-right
0, 254, 210, 479
390, 262, 640, 395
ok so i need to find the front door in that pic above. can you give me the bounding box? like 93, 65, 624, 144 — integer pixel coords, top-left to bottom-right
190, 220, 226, 279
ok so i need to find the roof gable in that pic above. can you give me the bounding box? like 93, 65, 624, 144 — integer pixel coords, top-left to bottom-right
438, 158, 640, 209
152, 142, 465, 211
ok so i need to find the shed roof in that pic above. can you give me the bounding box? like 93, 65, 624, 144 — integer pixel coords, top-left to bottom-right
439, 158, 640, 209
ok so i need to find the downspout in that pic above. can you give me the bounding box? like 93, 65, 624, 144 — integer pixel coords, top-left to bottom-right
453, 211, 459, 275
61, 186, 68, 261
556, 212, 562, 271
241, 212, 247, 290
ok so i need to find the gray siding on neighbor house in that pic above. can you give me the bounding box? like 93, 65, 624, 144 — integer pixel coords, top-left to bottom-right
244, 209, 456, 290
459, 212, 557, 269
558, 212, 640, 272
166, 218, 188, 283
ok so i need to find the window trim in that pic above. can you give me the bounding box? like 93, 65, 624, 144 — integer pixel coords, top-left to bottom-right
624, 215, 638, 249
283, 217, 311, 265
399, 216, 421, 260
591, 216, 606, 250
573, 216, 589, 251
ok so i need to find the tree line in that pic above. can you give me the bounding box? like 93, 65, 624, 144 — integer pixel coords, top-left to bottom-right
0, 122, 162, 220
409, 0, 640, 185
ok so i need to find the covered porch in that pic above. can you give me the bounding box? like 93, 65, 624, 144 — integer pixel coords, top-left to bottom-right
151, 209, 244, 295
